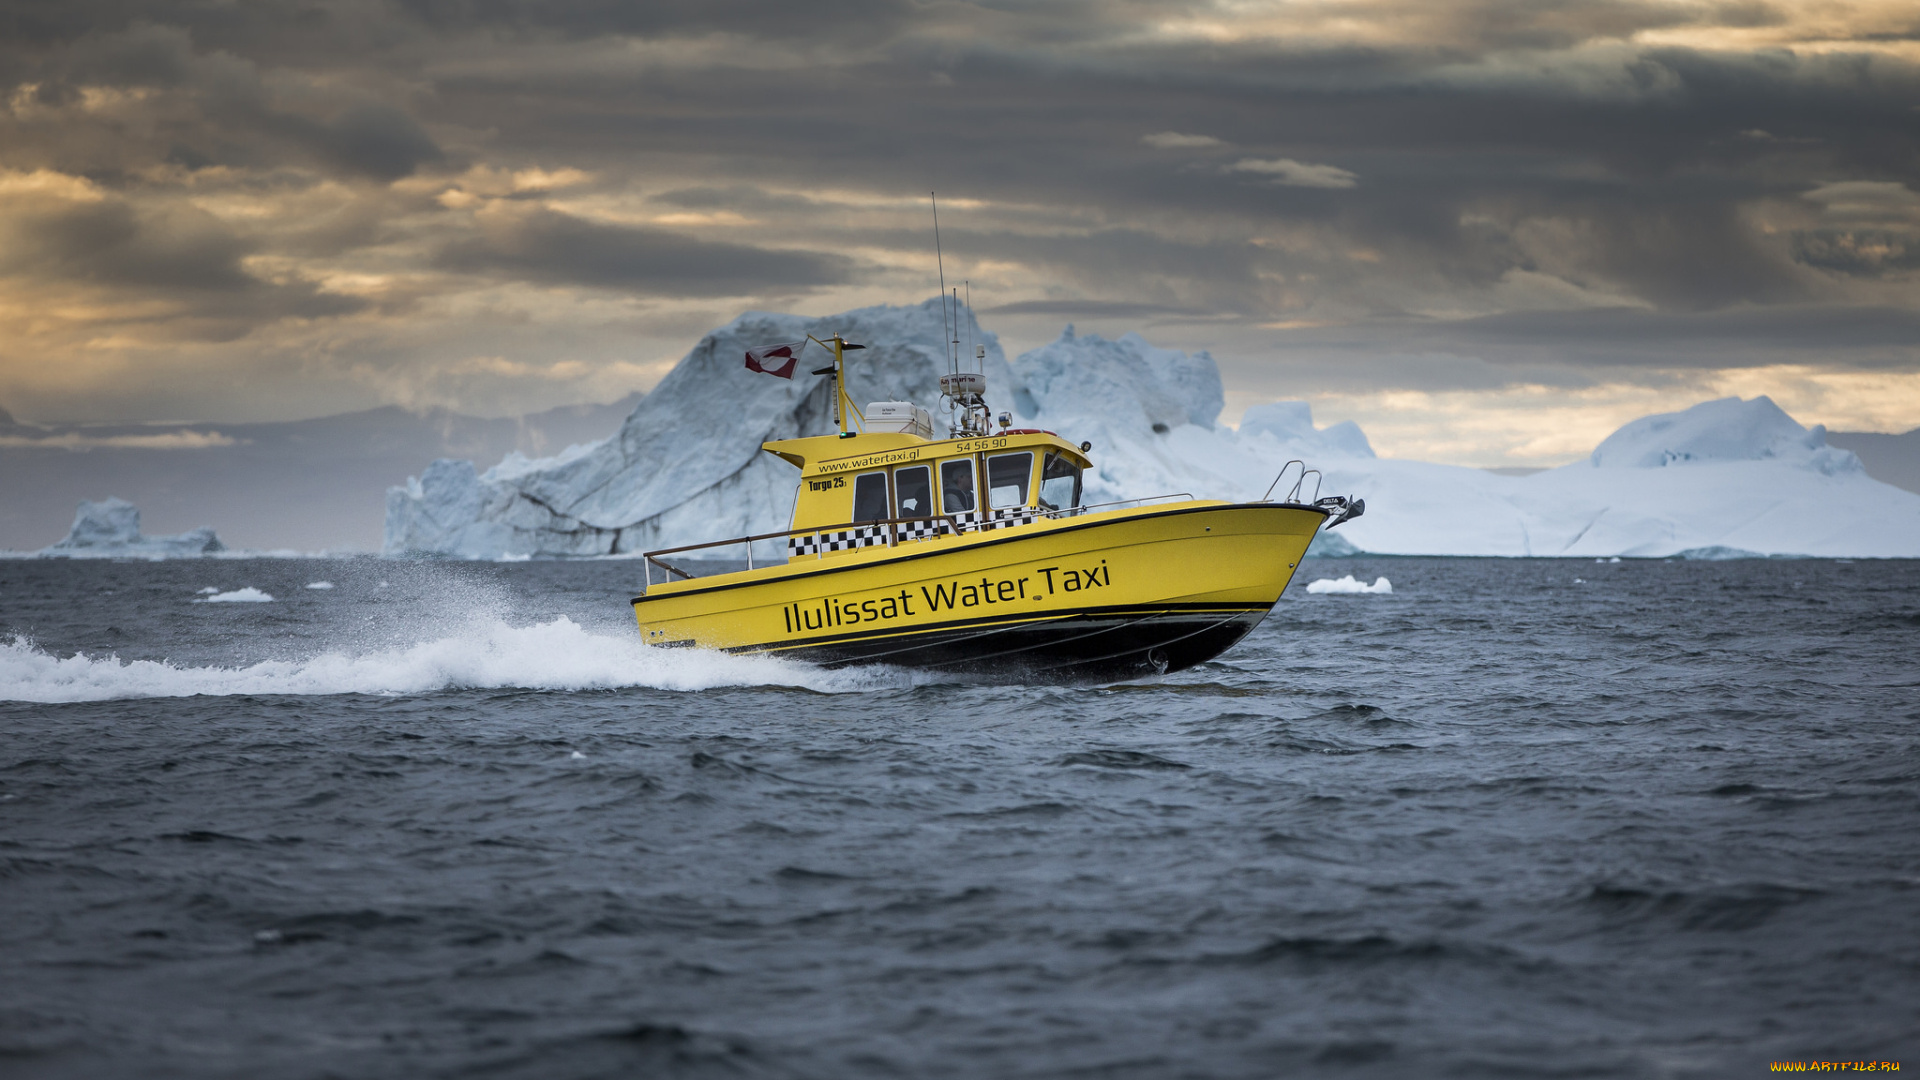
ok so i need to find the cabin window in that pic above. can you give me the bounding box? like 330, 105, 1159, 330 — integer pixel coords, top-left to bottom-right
986, 452, 1033, 509
1039, 453, 1082, 513
939, 459, 976, 513
894, 465, 932, 519
852, 471, 890, 522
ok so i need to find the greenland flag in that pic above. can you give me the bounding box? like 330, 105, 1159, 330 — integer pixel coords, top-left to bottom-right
744, 341, 806, 379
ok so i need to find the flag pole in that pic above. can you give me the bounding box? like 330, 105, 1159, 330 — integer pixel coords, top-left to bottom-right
834, 336, 847, 434
806, 333, 858, 435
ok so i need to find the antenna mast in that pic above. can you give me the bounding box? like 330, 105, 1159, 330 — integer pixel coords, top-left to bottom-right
932, 194, 989, 437
964, 280, 977, 373
932, 192, 954, 377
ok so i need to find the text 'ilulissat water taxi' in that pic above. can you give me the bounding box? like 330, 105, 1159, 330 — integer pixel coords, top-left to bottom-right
632, 331, 1363, 682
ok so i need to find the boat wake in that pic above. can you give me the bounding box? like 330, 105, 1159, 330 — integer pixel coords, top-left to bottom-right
0, 617, 896, 703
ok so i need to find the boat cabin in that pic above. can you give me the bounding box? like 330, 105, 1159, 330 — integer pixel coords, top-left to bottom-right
762, 416, 1091, 562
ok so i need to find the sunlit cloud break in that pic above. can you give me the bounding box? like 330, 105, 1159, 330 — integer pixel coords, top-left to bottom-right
1227, 158, 1359, 189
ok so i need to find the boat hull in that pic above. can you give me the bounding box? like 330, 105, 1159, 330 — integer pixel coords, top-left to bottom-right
632, 502, 1327, 682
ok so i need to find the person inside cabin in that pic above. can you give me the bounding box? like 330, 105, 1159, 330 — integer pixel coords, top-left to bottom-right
940, 459, 976, 514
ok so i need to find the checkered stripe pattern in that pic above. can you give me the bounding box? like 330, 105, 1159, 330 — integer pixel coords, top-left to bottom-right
956, 508, 1042, 532
787, 524, 890, 557
786, 508, 1045, 557
895, 517, 954, 543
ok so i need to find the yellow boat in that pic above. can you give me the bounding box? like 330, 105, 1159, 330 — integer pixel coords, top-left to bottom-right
632, 333, 1362, 682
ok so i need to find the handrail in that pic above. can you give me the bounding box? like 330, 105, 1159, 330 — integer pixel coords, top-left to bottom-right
1263, 460, 1305, 502
1288, 469, 1323, 504
642, 513, 963, 588
1037, 493, 1193, 520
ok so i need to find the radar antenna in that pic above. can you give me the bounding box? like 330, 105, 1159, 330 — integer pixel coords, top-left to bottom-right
932, 193, 953, 378
964, 280, 977, 375
932, 193, 989, 436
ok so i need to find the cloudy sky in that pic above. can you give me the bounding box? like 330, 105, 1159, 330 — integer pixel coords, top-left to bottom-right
1, 0, 1916, 465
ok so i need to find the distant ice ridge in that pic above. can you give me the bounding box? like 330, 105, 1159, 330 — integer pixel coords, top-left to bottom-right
1306, 575, 1393, 594
1589, 396, 1855, 472
39, 497, 224, 558
384, 296, 1920, 560
1306, 397, 1920, 559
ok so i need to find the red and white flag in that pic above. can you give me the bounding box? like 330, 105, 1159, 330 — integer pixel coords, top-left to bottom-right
744, 341, 807, 379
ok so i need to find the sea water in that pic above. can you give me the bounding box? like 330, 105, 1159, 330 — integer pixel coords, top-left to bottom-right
2, 556, 1917, 1078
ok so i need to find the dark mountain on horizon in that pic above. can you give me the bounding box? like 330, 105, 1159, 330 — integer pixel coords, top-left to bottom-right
1826, 429, 1920, 499
0, 396, 640, 551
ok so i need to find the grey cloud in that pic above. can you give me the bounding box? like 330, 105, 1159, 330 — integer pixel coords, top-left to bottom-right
2, 198, 255, 291
3, 21, 443, 181
1228, 158, 1358, 189
0, 194, 363, 335
1, 0, 1918, 424
435, 207, 863, 296
652, 186, 830, 215
277, 103, 445, 180
1143, 132, 1225, 149
386, 0, 917, 41
984, 300, 1217, 320
1792, 231, 1920, 276
1427, 304, 1920, 362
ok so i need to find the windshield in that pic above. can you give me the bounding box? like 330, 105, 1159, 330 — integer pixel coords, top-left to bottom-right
852, 472, 889, 522
1039, 453, 1082, 513
986, 453, 1032, 509
894, 465, 932, 518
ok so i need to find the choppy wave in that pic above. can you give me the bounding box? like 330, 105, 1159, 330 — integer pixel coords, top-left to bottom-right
0, 617, 887, 702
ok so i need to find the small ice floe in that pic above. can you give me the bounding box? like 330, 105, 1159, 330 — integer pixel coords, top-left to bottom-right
1306, 575, 1392, 595
195, 586, 220, 594
305, 581, 335, 590
195, 587, 274, 603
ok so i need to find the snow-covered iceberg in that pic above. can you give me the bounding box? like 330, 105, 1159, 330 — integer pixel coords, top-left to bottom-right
385, 299, 1019, 558
384, 298, 1920, 560
1300, 398, 1920, 559
1589, 395, 1856, 472
40, 497, 224, 557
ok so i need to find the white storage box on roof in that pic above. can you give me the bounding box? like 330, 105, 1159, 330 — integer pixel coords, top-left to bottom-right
865, 401, 934, 438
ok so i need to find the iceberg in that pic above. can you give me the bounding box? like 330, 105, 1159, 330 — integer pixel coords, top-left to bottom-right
40, 497, 224, 558
1239, 401, 1375, 461
1305, 575, 1393, 594
1589, 396, 1852, 472
384, 299, 1019, 559
1293, 398, 1920, 559
1007, 326, 1239, 507
384, 299, 1920, 561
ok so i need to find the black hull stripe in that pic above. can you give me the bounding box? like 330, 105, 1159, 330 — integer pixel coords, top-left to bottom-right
773, 610, 1269, 682
630, 501, 1327, 605
727, 601, 1271, 655
908, 609, 1256, 675
814, 605, 1170, 668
